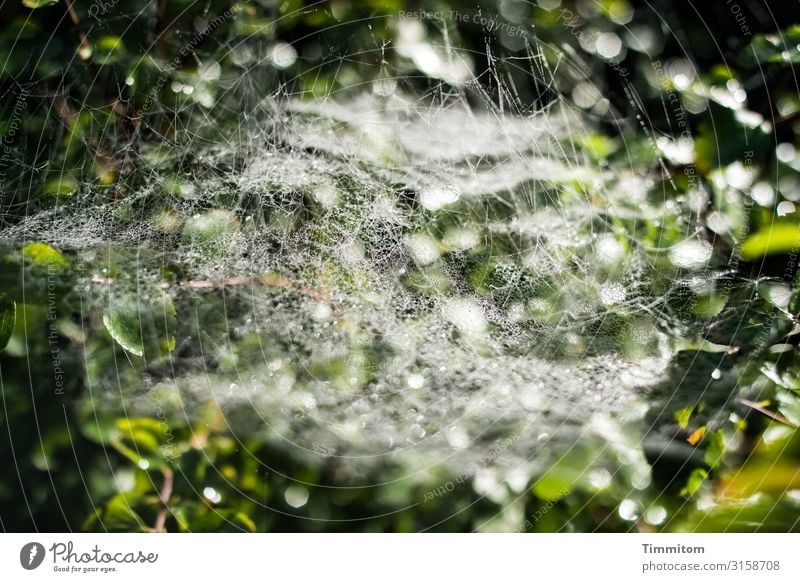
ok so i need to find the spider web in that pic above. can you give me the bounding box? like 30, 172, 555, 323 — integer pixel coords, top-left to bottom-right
4, 16, 710, 500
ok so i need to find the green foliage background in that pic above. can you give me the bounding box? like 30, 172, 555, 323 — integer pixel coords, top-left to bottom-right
2, 0, 800, 532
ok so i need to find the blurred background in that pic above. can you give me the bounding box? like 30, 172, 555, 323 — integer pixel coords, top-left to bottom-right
2, 0, 800, 532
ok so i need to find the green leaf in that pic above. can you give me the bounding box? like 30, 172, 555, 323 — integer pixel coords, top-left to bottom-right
21, 241, 70, 270
678, 496, 800, 532
704, 430, 726, 470
103, 291, 177, 359
693, 104, 770, 172
704, 282, 792, 350
674, 406, 693, 430
776, 391, 800, 427
22, 0, 58, 8
740, 223, 800, 261
42, 177, 77, 197
680, 468, 708, 497
0, 298, 15, 350
111, 418, 180, 467
94, 36, 126, 65
84, 493, 147, 532
103, 301, 145, 357
741, 26, 800, 67
531, 449, 591, 500
712, 428, 800, 499
580, 133, 618, 160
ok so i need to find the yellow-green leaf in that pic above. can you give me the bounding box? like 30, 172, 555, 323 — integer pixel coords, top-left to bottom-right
21, 242, 70, 269
22, 0, 58, 9
680, 468, 708, 497
674, 406, 693, 429
740, 223, 800, 260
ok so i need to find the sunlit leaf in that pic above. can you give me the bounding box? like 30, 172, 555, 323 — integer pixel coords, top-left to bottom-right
21, 242, 70, 270
22, 0, 58, 8
678, 496, 800, 532
740, 223, 800, 261
674, 406, 693, 429
703, 430, 725, 470
680, 468, 708, 497
94, 36, 126, 65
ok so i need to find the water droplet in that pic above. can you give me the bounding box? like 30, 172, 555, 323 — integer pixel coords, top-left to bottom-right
419, 185, 460, 211
407, 373, 425, 390
669, 239, 712, 269
600, 282, 627, 306
618, 498, 639, 521
589, 468, 612, 489
203, 486, 222, 504
284, 485, 309, 508
644, 506, 668, 526
269, 42, 298, 69
410, 423, 426, 439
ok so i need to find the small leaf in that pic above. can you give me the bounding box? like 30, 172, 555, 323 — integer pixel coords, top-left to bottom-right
531, 474, 572, 501
0, 299, 15, 350
674, 406, 693, 430
680, 468, 709, 497
687, 425, 706, 446
22, 0, 58, 9
103, 291, 176, 359
111, 418, 178, 468
703, 430, 725, 469
580, 133, 618, 160
42, 177, 77, 197
103, 300, 145, 357
94, 36, 126, 65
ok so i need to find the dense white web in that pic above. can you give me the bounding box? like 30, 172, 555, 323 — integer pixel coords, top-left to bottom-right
6, 24, 708, 496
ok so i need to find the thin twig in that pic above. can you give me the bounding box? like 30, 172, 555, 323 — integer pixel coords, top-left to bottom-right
90, 272, 330, 302
63, 0, 92, 59
739, 398, 798, 429
153, 467, 174, 533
